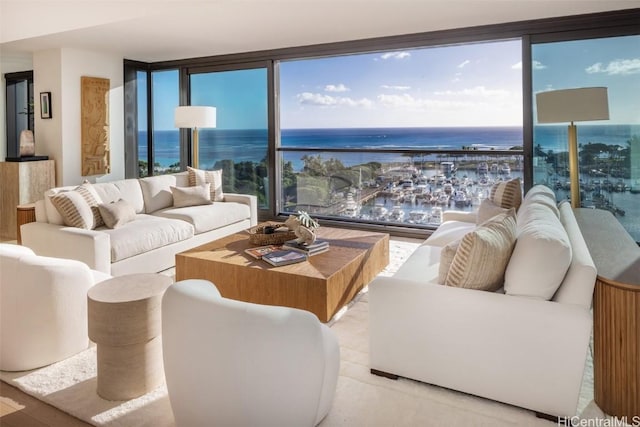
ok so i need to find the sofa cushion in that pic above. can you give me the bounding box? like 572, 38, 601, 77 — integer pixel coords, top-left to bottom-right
98, 199, 137, 229
103, 214, 194, 262
519, 185, 559, 217
188, 167, 224, 202
154, 202, 250, 235
424, 220, 475, 248
50, 183, 104, 230
93, 179, 145, 214
504, 201, 572, 300
139, 175, 177, 213
393, 244, 441, 283
171, 184, 213, 208
476, 198, 509, 224
489, 178, 522, 210
444, 209, 516, 291
552, 202, 597, 308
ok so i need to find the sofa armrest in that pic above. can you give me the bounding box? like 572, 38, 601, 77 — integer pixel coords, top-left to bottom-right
442, 210, 476, 223
369, 277, 592, 417
224, 193, 258, 227
20, 222, 112, 274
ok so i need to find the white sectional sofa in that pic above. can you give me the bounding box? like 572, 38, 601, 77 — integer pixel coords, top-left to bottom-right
369, 185, 596, 418
21, 172, 257, 276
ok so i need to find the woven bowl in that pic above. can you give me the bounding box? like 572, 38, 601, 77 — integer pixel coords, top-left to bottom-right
248, 222, 296, 246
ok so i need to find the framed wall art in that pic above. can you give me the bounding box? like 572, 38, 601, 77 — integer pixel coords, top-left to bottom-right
40, 92, 52, 119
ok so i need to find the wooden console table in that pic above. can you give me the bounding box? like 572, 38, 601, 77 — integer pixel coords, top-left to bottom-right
574, 208, 640, 420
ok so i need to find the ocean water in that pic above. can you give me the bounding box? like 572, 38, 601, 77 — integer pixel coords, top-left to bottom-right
140, 125, 638, 170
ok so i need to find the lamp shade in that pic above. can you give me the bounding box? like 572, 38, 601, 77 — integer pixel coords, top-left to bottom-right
174, 106, 217, 129
536, 87, 609, 123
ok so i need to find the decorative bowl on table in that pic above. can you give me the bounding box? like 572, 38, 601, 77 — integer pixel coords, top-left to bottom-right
248, 222, 296, 246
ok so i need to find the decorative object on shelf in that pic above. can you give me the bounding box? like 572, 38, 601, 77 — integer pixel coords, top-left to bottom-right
284, 211, 319, 245
81, 77, 111, 176
536, 87, 609, 208
248, 222, 296, 246
174, 106, 216, 168
39, 91, 52, 119
19, 130, 35, 157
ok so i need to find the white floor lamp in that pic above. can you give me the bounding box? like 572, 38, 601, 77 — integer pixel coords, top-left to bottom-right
535, 87, 609, 208
174, 106, 217, 168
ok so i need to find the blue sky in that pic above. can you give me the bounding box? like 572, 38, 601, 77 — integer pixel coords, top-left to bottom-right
143, 35, 639, 130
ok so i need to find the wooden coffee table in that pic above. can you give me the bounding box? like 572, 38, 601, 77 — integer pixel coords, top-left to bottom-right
175, 227, 389, 322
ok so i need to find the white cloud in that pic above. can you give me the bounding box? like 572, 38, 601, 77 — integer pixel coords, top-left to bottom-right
586, 59, 640, 75
532, 60, 547, 70
379, 51, 411, 60
296, 92, 372, 108
376, 93, 475, 111
380, 84, 411, 91
457, 60, 470, 68
324, 84, 349, 92
511, 61, 522, 70
433, 86, 511, 98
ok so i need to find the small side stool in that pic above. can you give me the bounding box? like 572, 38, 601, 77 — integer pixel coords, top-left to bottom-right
88, 273, 172, 401
16, 203, 36, 245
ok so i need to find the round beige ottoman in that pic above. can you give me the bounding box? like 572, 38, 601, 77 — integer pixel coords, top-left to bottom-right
88, 273, 172, 401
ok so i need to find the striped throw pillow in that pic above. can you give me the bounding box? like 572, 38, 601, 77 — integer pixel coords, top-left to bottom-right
50, 183, 104, 229
187, 167, 224, 202
489, 178, 522, 210
445, 209, 517, 291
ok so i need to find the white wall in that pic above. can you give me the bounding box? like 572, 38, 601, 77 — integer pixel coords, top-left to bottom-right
33, 48, 124, 186
0, 52, 34, 162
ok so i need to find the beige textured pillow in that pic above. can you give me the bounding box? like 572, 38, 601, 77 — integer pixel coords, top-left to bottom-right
187, 167, 224, 202
438, 239, 460, 284
476, 198, 509, 224
489, 178, 522, 210
171, 184, 213, 208
98, 199, 137, 229
445, 209, 517, 291
50, 183, 104, 229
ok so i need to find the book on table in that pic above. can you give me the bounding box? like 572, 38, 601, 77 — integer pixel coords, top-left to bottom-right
262, 249, 308, 266
244, 245, 282, 259
282, 239, 330, 256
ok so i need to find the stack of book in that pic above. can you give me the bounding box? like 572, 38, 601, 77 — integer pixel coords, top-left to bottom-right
282, 239, 330, 256
262, 249, 308, 267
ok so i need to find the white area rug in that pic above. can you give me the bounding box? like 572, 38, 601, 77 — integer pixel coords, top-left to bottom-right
0, 238, 613, 426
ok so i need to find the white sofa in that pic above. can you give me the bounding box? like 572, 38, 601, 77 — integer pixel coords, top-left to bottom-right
0, 244, 111, 371
369, 185, 596, 418
162, 279, 340, 426
21, 172, 258, 276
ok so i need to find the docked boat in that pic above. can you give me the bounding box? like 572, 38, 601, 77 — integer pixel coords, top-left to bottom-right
389, 205, 405, 222
453, 190, 471, 207
499, 163, 511, 175
407, 210, 429, 224
371, 203, 388, 221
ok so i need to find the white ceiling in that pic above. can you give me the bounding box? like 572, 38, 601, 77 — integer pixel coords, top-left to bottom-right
1, 0, 639, 62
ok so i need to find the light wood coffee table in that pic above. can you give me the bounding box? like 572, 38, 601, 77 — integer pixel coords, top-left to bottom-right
176, 227, 389, 322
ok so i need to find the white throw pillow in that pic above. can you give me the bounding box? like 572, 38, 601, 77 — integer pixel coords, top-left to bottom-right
504, 205, 572, 300
476, 198, 509, 224
445, 209, 517, 291
139, 175, 177, 213
171, 184, 213, 208
98, 199, 137, 229
188, 167, 224, 202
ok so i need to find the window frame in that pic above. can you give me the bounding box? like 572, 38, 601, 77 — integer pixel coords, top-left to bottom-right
124, 8, 640, 226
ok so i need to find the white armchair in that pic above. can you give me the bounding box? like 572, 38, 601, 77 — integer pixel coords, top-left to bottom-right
0, 244, 111, 371
162, 279, 340, 427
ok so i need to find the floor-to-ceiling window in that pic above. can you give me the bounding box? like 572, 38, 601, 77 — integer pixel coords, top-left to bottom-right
532, 34, 640, 241
278, 40, 523, 226
190, 66, 270, 208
